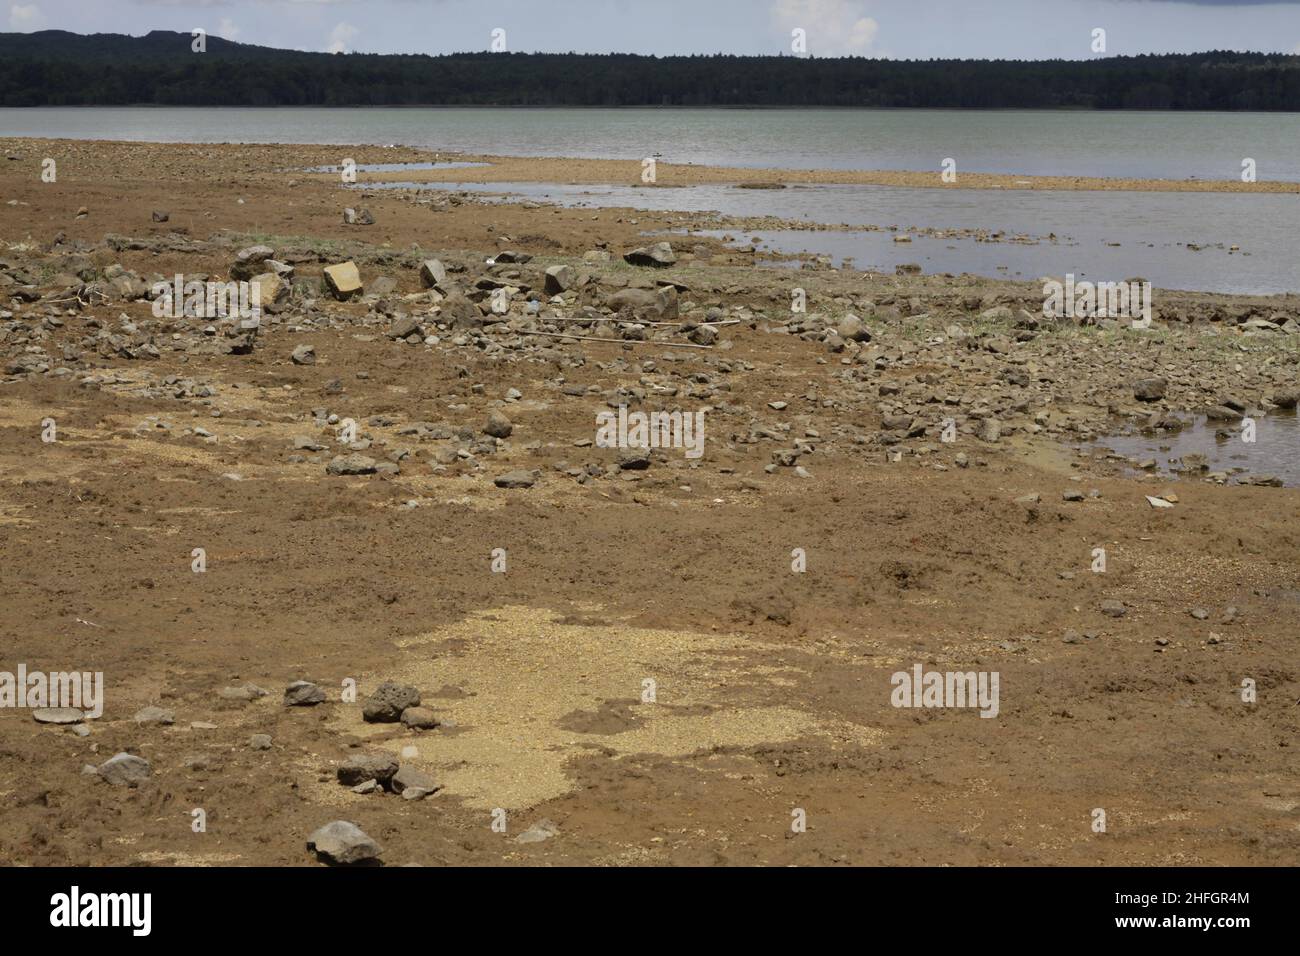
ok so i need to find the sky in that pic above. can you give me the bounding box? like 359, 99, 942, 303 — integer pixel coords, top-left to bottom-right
6, 0, 1300, 59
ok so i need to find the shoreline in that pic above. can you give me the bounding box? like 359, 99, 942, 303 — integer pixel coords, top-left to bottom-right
4, 136, 1298, 193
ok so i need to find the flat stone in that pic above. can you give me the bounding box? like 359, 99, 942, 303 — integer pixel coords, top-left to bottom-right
307, 820, 382, 865
284, 680, 327, 706
98, 752, 152, 787
33, 707, 84, 725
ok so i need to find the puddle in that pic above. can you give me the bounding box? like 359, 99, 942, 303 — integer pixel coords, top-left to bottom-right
1086, 411, 1300, 486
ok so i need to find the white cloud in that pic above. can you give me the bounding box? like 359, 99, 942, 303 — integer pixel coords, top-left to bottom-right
217, 17, 240, 40
9, 3, 45, 31
327, 21, 357, 54
771, 0, 880, 57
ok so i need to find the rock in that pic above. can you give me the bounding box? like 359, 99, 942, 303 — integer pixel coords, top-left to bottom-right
400, 706, 440, 729
544, 264, 575, 294
284, 680, 327, 706
515, 819, 560, 844
388, 315, 422, 340
219, 682, 268, 702
1099, 599, 1127, 618
1062, 489, 1085, 502
337, 753, 400, 787
1144, 495, 1176, 509
1133, 377, 1167, 402
33, 707, 84, 724
419, 259, 447, 289
231, 245, 274, 281
618, 450, 652, 470
689, 324, 717, 346
391, 764, 439, 795
484, 411, 513, 439
133, 706, 175, 726
836, 314, 871, 342
623, 242, 676, 267
98, 752, 152, 787
151, 210, 169, 223
291, 344, 316, 365
1190, 608, 1209, 620
362, 681, 421, 723
494, 250, 532, 264
494, 470, 537, 489
307, 821, 382, 865
326, 454, 378, 476
607, 286, 677, 320
439, 294, 484, 330
249, 272, 291, 314
249, 734, 273, 751
1014, 493, 1041, 505
342, 207, 374, 226
978, 419, 1002, 443
1271, 390, 1299, 410
323, 261, 363, 300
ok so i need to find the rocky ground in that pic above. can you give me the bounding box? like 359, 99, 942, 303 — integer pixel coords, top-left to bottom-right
0, 139, 1297, 867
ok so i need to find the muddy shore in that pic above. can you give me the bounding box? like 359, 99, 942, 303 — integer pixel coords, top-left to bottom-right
1, 138, 1297, 867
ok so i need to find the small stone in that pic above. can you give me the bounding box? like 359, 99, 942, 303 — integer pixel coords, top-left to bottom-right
362, 681, 421, 723
219, 682, 268, 702
307, 821, 382, 865
515, 819, 560, 844
326, 454, 378, 476
1099, 600, 1127, 618
97, 752, 152, 787
400, 706, 440, 730
391, 764, 440, 795
33, 707, 84, 725
249, 734, 273, 751
484, 411, 513, 439
323, 261, 363, 300
284, 680, 327, 706
133, 706, 175, 726
337, 753, 400, 787
291, 344, 316, 365
1190, 608, 1209, 620
494, 470, 537, 489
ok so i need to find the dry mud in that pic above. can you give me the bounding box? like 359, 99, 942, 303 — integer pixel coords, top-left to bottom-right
0, 139, 1297, 867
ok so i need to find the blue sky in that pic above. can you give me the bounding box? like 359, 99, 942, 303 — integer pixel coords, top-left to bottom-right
7, 0, 1300, 58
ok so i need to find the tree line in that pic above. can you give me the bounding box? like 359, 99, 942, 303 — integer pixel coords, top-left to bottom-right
2, 30, 1299, 109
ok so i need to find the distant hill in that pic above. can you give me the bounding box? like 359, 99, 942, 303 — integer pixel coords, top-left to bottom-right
2, 30, 1299, 109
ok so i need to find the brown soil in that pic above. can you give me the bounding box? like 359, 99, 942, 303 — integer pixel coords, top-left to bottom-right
0, 139, 1297, 867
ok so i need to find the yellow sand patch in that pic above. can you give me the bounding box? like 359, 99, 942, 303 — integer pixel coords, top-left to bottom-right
325, 605, 883, 810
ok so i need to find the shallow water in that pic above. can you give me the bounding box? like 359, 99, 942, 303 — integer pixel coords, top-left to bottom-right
373, 179, 1300, 294
1087, 412, 1300, 486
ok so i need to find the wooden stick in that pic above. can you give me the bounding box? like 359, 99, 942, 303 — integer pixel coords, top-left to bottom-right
541, 316, 741, 328
525, 330, 714, 349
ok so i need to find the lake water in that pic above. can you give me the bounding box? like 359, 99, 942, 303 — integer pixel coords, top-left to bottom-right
4, 106, 1299, 181
5, 106, 1299, 293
